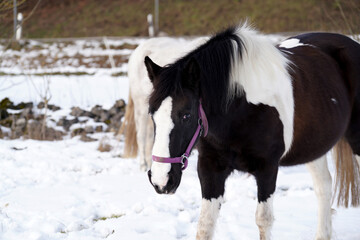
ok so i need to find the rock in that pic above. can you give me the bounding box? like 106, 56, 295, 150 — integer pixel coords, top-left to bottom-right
108, 107, 117, 116
106, 112, 124, 133
71, 107, 95, 118
71, 128, 85, 137
81, 111, 95, 118
84, 125, 94, 134
71, 107, 86, 117
0, 98, 13, 120
37, 102, 61, 111
14, 101, 33, 110
90, 105, 103, 117
109, 99, 125, 115
0, 98, 14, 108
26, 120, 41, 138
11, 117, 27, 138
26, 120, 63, 141
0, 109, 9, 121
57, 117, 79, 131
80, 134, 97, 142
95, 125, 103, 132
100, 111, 110, 122
0, 117, 12, 128
37, 102, 45, 109
16, 118, 26, 128
20, 107, 33, 118
49, 104, 61, 111
115, 99, 126, 108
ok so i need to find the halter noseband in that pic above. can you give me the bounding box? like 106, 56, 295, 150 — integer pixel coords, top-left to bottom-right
152, 100, 208, 170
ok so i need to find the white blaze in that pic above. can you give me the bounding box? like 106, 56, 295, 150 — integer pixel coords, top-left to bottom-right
151, 96, 174, 188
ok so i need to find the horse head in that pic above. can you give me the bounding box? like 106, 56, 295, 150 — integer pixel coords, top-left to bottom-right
144, 56, 206, 194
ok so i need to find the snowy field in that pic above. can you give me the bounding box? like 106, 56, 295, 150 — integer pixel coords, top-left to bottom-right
1, 36, 360, 240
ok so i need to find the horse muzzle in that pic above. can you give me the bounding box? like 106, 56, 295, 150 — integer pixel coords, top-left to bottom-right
147, 167, 182, 194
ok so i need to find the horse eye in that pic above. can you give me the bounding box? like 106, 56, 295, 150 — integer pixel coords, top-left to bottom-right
182, 113, 191, 121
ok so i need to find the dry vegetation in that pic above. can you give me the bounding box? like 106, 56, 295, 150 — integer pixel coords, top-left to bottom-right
0, 0, 359, 39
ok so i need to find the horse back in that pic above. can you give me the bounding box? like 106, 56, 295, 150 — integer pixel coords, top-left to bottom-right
279, 33, 360, 166
295, 32, 360, 97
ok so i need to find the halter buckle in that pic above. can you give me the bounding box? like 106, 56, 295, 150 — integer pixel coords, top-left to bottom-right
181, 154, 189, 169
198, 118, 203, 137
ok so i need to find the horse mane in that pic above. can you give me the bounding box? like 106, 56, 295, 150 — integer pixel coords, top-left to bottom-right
149, 23, 292, 120
149, 25, 244, 114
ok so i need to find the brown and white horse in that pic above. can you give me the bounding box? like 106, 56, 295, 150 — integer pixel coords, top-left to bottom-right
145, 24, 360, 240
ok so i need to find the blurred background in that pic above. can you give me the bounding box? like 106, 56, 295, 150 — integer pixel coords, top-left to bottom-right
1, 0, 360, 39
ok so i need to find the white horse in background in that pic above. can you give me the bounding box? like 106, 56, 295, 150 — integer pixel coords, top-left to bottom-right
120, 36, 208, 171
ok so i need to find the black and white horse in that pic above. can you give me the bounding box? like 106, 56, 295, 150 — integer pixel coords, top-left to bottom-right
145, 23, 360, 240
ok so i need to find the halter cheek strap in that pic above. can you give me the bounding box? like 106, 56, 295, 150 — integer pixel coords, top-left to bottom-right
152, 100, 208, 170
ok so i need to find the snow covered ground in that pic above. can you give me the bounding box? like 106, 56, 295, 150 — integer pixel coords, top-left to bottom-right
1, 36, 360, 240
1, 139, 360, 240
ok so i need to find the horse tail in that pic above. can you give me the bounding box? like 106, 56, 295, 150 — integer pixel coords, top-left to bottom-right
118, 91, 138, 158
333, 138, 360, 207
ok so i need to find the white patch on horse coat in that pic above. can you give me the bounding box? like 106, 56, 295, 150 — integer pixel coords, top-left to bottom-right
196, 197, 224, 240
279, 38, 307, 49
229, 24, 294, 156
150, 96, 174, 189
255, 195, 274, 240
306, 155, 333, 240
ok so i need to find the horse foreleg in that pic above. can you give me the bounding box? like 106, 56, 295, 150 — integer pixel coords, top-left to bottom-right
254, 163, 278, 240
306, 156, 332, 240
197, 197, 224, 240
196, 154, 232, 240
255, 195, 274, 240
134, 100, 149, 171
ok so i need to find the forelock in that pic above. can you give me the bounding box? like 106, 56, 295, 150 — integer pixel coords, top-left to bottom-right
149, 65, 184, 114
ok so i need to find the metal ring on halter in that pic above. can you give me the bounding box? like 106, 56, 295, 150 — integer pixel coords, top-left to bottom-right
181, 154, 188, 168
198, 118, 203, 137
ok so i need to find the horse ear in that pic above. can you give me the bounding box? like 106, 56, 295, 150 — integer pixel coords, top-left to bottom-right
182, 57, 200, 91
144, 56, 162, 83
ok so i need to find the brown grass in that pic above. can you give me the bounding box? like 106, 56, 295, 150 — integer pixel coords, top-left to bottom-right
97, 136, 113, 152
1, 0, 359, 38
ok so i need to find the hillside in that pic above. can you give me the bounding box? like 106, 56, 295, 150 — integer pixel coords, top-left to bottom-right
0, 0, 359, 38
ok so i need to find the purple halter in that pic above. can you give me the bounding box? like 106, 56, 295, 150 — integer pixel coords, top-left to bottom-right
152, 100, 208, 170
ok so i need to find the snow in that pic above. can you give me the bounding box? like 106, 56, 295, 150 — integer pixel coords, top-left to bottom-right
1, 140, 359, 240
1, 37, 360, 240
1, 75, 129, 109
